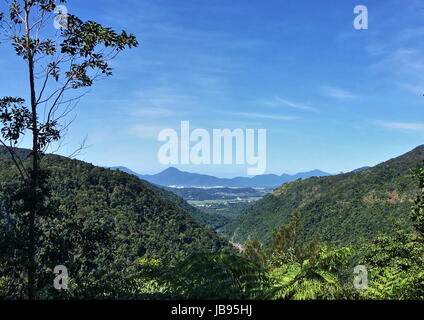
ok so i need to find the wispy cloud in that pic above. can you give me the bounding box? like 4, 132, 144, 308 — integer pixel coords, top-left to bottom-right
120, 86, 198, 118
365, 43, 389, 56
322, 86, 357, 101
259, 96, 317, 112
370, 48, 424, 95
394, 81, 424, 95
274, 97, 318, 112
371, 48, 424, 80
230, 112, 297, 121
377, 121, 424, 131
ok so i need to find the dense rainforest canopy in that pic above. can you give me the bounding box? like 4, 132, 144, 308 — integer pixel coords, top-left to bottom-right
0, 149, 234, 298
222, 145, 424, 246
0, 147, 423, 300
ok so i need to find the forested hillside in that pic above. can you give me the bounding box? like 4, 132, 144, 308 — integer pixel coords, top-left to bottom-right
222, 146, 424, 245
110, 167, 230, 230
1, 148, 423, 300
0, 150, 233, 264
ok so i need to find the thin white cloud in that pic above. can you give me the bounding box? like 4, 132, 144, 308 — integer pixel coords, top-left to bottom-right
369, 47, 424, 95
274, 97, 318, 112
372, 48, 424, 78
114, 86, 199, 119
322, 86, 357, 101
377, 121, 424, 131
231, 112, 297, 121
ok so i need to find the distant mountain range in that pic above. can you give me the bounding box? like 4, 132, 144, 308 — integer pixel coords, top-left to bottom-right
108, 166, 332, 188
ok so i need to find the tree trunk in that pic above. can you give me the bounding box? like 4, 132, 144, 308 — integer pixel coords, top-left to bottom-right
24, 3, 38, 300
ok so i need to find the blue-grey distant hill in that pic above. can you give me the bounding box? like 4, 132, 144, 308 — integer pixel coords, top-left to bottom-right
108, 166, 332, 188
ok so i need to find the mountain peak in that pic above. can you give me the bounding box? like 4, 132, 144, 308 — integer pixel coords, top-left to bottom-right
309, 169, 327, 174
162, 167, 181, 173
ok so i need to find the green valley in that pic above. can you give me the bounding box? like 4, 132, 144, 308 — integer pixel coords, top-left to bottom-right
1, 0, 424, 303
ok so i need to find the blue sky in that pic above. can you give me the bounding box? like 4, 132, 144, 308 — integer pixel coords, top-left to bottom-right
1, 0, 424, 177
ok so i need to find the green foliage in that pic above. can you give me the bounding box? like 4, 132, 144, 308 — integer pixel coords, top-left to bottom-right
244, 213, 323, 269
1, 0, 139, 299
410, 164, 424, 237
130, 258, 173, 299
148, 186, 227, 230
222, 146, 424, 246
365, 265, 423, 300
0, 0, 139, 154
243, 238, 269, 269
188, 200, 252, 230
1, 154, 424, 300
0, 152, 234, 299
238, 172, 424, 301
260, 246, 356, 300
241, 214, 357, 300
163, 254, 267, 300
358, 231, 424, 300
354, 163, 424, 300
271, 212, 303, 259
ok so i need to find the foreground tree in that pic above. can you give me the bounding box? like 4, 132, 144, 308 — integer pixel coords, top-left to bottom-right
0, 0, 137, 299
359, 165, 424, 300
241, 214, 355, 300
410, 164, 424, 237
240, 167, 424, 300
